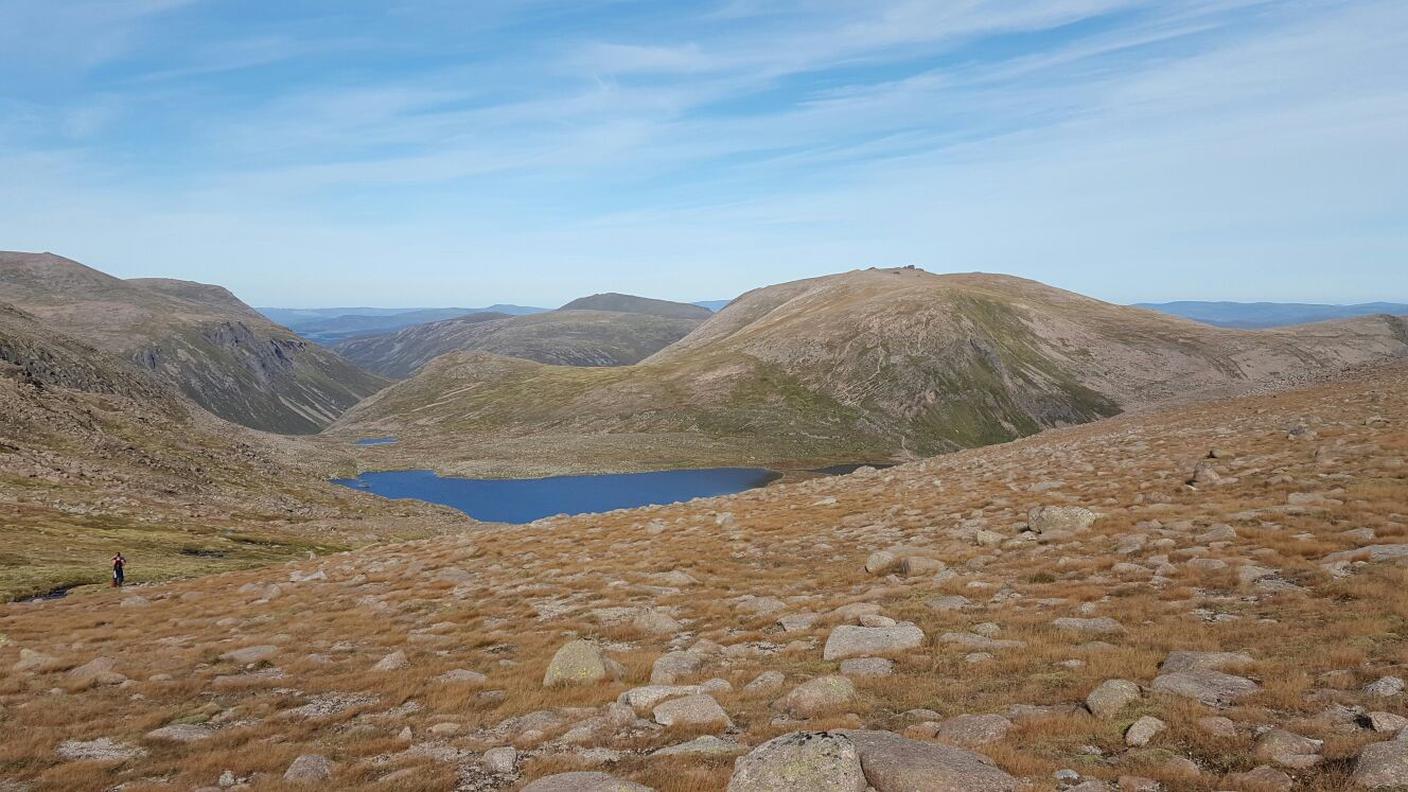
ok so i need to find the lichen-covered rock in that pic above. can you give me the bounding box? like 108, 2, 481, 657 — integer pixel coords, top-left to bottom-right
1354, 739, 1408, 788
1086, 679, 1141, 718
844, 729, 1019, 792
1151, 670, 1260, 705
727, 732, 867, 792
543, 640, 617, 687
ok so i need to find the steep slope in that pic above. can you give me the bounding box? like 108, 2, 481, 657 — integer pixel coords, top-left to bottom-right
334, 299, 708, 378
5, 364, 1406, 790
329, 267, 1408, 475
0, 304, 459, 599
0, 252, 388, 434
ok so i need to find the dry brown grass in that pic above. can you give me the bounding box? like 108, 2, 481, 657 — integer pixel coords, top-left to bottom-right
2, 365, 1407, 790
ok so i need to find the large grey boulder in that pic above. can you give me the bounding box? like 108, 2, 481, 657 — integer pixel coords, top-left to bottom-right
931, 714, 1012, 747
844, 729, 1019, 792
1086, 679, 1141, 719
1253, 728, 1323, 769
650, 650, 705, 684
1151, 670, 1261, 705
1355, 739, 1408, 788
774, 676, 857, 719
1051, 617, 1123, 635
523, 771, 655, 792
543, 640, 619, 687
727, 732, 867, 792
824, 624, 924, 660
653, 694, 731, 730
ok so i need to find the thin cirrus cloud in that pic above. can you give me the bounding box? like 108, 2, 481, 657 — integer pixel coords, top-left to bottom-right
0, 0, 1403, 307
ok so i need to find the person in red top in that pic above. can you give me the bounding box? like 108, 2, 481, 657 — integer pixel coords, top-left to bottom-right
112, 553, 125, 587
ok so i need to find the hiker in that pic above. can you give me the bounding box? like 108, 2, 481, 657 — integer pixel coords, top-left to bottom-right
112, 553, 125, 587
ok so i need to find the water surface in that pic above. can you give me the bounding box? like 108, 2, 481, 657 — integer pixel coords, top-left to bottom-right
333, 467, 779, 524
354, 436, 398, 446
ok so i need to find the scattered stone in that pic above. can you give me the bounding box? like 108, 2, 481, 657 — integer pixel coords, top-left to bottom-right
544, 640, 617, 687
1086, 679, 1141, 719
523, 772, 654, 792
1125, 716, 1166, 747
372, 650, 408, 671
651, 650, 705, 684
56, 738, 145, 762
1028, 506, 1100, 534
1367, 712, 1408, 733
1365, 676, 1405, 698
1354, 739, 1408, 788
1159, 650, 1254, 674
839, 657, 894, 677
438, 669, 487, 685
727, 731, 867, 792
925, 595, 972, 612
283, 755, 335, 784
653, 694, 731, 730
932, 714, 1013, 747
143, 724, 213, 744
823, 623, 924, 660
1225, 765, 1293, 792
743, 671, 785, 695
1151, 670, 1261, 706
652, 735, 743, 757
482, 746, 517, 774
1197, 716, 1239, 737
774, 676, 857, 719
219, 645, 277, 665
1253, 728, 1323, 769
1051, 617, 1123, 635
843, 729, 1019, 792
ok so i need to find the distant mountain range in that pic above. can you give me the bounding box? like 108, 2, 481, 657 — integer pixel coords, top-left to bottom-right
334, 293, 711, 378
1137, 301, 1408, 328
258, 305, 548, 343
329, 268, 1408, 476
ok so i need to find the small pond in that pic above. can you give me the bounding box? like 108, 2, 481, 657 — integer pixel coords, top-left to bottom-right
333, 467, 780, 524
354, 436, 398, 446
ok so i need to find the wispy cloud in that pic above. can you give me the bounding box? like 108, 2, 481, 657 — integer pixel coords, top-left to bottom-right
0, 0, 1403, 305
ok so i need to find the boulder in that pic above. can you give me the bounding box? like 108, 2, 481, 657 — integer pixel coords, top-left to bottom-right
143, 724, 213, 744
1086, 679, 1141, 719
619, 685, 703, 714
653, 735, 744, 757
1225, 765, 1293, 792
544, 640, 617, 687
1051, 617, 1123, 635
844, 729, 1020, 792
220, 645, 277, 665
931, 714, 1012, 747
482, 746, 517, 774
840, 657, 895, 677
653, 694, 731, 730
651, 650, 706, 684
1253, 728, 1322, 769
1354, 739, 1408, 788
372, 650, 408, 671
1365, 676, 1405, 698
283, 754, 334, 784
56, 737, 146, 762
774, 676, 857, 719
824, 624, 925, 660
727, 732, 867, 792
1151, 670, 1261, 705
1124, 716, 1166, 747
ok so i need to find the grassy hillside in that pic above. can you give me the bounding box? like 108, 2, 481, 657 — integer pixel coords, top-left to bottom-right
0, 252, 387, 433
328, 268, 1408, 476
335, 305, 707, 379
0, 304, 460, 600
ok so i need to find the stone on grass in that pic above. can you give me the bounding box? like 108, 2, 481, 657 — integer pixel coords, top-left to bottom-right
619, 685, 703, 714
774, 676, 857, 719
56, 738, 146, 762
219, 645, 278, 665
1354, 739, 1408, 788
1086, 679, 1141, 719
844, 729, 1020, 792
932, 714, 1013, 747
823, 624, 924, 661
1225, 765, 1292, 792
653, 694, 731, 730
482, 746, 517, 774
544, 640, 616, 687
1151, 670, 1260, 706
1051, 617, 1123, 635
283, 754, 334, 784
1253, 728, 1323, 769
1028, 506, 1099, 534
372, 650, 408, 671
522, 771, 654, 792
1124, 716, 1166, 747
632, 609, 683, 636
1365, 676, 1405, 698
840, 657, 894, 677
1368, 712, 1408, 733
143, 724, 213, 744
727, 732, 866, 792
743, 671, 784, 695
650, 650, 705, 684
652, 735, 743, 757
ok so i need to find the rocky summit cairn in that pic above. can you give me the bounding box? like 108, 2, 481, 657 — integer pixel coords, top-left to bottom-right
543, 640, 621, 687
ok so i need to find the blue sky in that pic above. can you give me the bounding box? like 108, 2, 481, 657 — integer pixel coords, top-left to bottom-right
1, 0, 1404, 307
